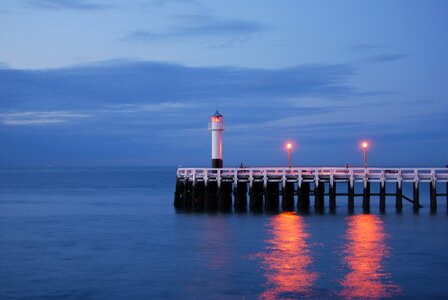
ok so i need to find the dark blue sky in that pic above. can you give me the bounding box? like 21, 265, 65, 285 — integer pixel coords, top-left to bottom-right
0, 0, 447, 167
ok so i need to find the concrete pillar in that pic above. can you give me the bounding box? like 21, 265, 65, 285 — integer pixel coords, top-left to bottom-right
298, 182, 310, 211
174, 178, 185, 208
234, 181, 247, 211
282, 181, 295, 211
413, 181, 420, 210
379, 181, 386, 212
249, 181, 264, 211
205, 181, 218, 210
396, 182, 403, 211
362, 180, 370, 211
265, 181, 279, 211
430, 181, 437, 211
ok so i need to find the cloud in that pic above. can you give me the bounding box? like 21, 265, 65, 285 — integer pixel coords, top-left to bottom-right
0, 60, 357, 113
365, 53, 408, 63
23, 0, 112, 10
350, 44, 386, 52
105, 102, 192, 113
0, 60, 358, 131
0, 111, 91, 125
0, 101, 193, 126
125, 14, 268, 46
349, 44, 408, 64
139, 0, 200, 8
0, 60, 446, 166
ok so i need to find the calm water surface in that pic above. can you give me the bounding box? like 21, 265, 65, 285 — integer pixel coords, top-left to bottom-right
0, 168, 447, 299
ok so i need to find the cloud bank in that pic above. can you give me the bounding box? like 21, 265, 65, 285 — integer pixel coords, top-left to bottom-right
0, 60, 357, 113
23, 0, 111, 10
125, 14, 268, 46
0, 60, 445, 166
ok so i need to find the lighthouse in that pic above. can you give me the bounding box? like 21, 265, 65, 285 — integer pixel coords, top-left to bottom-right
209, 110, 224, 168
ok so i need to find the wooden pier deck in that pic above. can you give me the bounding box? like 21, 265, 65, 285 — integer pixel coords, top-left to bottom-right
174, 167, 448, 212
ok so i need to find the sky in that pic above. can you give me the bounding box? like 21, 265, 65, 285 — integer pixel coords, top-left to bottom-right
0, 0, 447, 167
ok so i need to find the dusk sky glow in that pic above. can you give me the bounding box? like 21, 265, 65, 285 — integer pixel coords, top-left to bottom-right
1, 0, 447, 167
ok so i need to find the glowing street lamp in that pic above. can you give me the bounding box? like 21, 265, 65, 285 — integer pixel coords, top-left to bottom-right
361, 141, 368, 168
286, 142, 293, 168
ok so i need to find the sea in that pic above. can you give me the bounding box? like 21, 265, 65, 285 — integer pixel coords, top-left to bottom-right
0, 167, 447, 299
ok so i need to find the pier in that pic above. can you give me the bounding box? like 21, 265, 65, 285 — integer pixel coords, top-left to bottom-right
174, 167, 448, 212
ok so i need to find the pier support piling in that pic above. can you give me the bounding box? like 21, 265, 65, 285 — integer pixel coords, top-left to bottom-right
380, 181, 386, 212
314, 182, 324, 210
174, 179, 185, 208
265, 181, 279, 211
396, 182, 403, 211
413, 181, 420, 210
298, 182, 310, 211
329, 182, 336, 210
218, 181, 233, 210
205, 181, 218, 210
282, 181, 295, 211
430, 181, 437, 211
362, 180, 370, 211
184, 179, 193, 208
348, 181, 354, 211
192, 181, 205, 209
234, 181, 247, 211
249, 181, 264, 211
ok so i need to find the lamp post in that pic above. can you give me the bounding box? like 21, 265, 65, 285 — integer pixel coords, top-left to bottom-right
286, 142, 292, 168
362, 141, 368, 169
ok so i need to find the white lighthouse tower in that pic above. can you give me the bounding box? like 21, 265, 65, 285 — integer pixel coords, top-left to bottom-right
209, 110, 224, 168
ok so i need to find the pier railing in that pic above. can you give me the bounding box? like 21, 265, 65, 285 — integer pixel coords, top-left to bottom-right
175, 167, 448, 212
177, 167, 448, 184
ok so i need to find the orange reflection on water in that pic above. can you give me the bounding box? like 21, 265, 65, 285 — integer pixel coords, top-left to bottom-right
259, 212, 318, 299
340, 215, 400, 299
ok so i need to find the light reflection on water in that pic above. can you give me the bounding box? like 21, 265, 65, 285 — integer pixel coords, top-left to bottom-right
259, 212, 318, 299
339, 214, 400, 299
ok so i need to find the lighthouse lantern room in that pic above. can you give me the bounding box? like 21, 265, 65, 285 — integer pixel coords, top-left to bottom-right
208, 110, 224, 168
